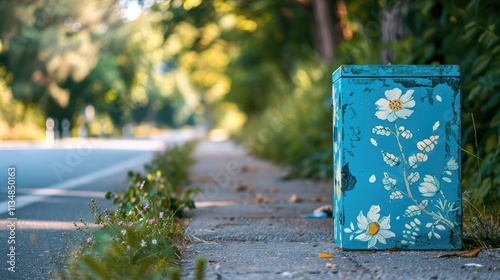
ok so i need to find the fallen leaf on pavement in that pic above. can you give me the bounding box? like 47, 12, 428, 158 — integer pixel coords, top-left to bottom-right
434, 248, 482, 258
326, 262, 337, 268
290, 194, 303, 203
213, 223, 245, 228
457, 248, 482, 258
267, 187, 280, 194
310, 196, 327, 203
255, 193, 269, 204
30, 234, 39, 244
236, 184, 252, 192
242, 165, 257, 172
319, 252, 335, 258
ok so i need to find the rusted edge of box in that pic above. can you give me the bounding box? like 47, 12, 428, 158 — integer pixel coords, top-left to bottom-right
332, 65, 460, 83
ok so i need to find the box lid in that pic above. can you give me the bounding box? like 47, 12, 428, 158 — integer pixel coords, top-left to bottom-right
332, 65, 460, 82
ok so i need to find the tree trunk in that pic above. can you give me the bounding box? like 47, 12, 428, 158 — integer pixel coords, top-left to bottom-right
295, 0, 340, 63
312, 0, 335, 63
380, 0, 410, 64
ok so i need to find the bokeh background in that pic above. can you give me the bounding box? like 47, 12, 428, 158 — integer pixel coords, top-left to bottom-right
0, 0, 498, 206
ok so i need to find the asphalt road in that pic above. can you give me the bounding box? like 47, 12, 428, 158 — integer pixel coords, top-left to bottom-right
0, 137, 170, 279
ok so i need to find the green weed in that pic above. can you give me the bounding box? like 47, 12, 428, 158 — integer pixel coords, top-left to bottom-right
60, 143, 201, 279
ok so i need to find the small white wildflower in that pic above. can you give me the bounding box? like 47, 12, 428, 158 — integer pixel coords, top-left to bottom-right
152, 239, 158, 245
141, 240, 147, 247
121, 229, 126, 236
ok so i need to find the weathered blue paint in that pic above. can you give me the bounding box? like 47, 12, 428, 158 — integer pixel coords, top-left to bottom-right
332, 65, 461, 250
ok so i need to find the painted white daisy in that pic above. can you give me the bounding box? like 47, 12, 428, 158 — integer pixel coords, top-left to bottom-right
355, 205, 395, 248
375, 88, 416, 122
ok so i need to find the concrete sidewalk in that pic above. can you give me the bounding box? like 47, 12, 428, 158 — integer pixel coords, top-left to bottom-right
182, 140, 499, 279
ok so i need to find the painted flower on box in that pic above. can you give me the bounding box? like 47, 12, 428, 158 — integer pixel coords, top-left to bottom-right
375, 88, 416, 122
344, 205, 395, 248
367, 87, 460, 247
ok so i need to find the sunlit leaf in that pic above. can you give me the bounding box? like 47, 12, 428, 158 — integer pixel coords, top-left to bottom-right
319, 252, 335, 258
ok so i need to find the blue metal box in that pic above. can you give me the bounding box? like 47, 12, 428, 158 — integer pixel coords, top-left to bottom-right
332, 65, 461, 250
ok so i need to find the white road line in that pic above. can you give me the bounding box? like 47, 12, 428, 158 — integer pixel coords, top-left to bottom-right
0, 220, 99, 230
18, 188, 107, 198
0, 152, 153, 216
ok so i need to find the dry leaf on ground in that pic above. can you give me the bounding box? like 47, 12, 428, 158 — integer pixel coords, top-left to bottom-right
255, 193, 269, 204
434, 248, 482, 258
267, 187, 280, 194
310, 196, 327, 203
290, 194, 303, 203
30, 234, 38, 244
456, 248, 483, 258
236, 184, 252, 192
319, 252, 335, 258
241, 165, 257, 172
326, 262, 337, 268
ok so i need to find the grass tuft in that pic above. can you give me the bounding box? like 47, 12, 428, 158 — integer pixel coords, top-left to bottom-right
59, 142, 201, 279
462, 192, 500, 249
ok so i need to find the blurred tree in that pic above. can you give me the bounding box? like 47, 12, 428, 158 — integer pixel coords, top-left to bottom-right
1, 0, 496, 206
0, 0, 122, 133
394, 0, 500, 205
0, 0, 182, 136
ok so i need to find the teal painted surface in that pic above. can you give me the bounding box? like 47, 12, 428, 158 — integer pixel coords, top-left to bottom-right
332, 65, 461, 250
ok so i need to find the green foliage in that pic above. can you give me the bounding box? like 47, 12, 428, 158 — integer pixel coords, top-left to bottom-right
395, 0, 500, 206
1, 0, 497, 207
240, 56, 333, 179
194, 255, 206, 280
63, 143, 200, 279
65, 199, 183, 279
462, 193, 500, 249
106, 144, 199, 218
0, 0, 198, 137
238, 0, 499, 207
